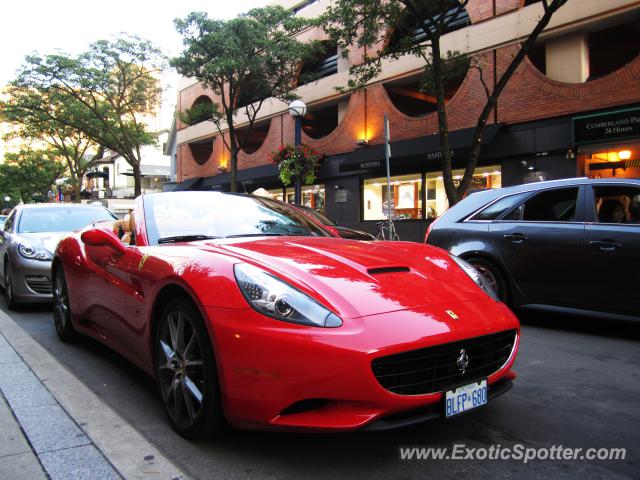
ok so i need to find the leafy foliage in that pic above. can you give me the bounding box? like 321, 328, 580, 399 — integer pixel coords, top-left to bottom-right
0, 149, 66, 204
172, 6, 320, 192
270, 144, 323, 186
2, 35, 165, 197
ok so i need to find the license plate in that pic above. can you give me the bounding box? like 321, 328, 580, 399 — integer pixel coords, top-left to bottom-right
445, 379, 487, 417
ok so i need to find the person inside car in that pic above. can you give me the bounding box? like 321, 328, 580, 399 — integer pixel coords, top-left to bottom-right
598, 199, 626, 223
629, 195, 640, 224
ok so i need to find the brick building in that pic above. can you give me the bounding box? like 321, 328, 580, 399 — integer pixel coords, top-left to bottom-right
172, 0, 640, 241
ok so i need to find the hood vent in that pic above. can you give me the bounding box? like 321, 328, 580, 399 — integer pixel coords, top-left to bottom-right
367, 266, 410, 275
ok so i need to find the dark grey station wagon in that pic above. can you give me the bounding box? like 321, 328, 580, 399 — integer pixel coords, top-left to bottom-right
426, 178, 640, 321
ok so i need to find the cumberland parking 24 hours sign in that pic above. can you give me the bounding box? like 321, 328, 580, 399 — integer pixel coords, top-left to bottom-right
573, 107, 640, 145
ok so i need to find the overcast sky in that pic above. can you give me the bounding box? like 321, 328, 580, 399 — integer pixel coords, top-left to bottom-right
1, 0, 270, 122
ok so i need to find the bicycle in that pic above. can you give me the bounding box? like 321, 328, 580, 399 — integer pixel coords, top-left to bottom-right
376, 218, 400, 241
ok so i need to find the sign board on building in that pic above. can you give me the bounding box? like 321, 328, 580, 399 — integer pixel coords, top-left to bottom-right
573, 107, 640, 145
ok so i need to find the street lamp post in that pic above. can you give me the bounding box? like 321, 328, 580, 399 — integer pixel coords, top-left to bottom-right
288, 100, 307, 205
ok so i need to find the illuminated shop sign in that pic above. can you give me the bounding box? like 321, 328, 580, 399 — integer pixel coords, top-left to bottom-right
573, 107, 640, 145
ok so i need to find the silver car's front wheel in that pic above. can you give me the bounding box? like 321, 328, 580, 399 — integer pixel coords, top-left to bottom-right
53, 266, 76, 342
4, 264, 17, 310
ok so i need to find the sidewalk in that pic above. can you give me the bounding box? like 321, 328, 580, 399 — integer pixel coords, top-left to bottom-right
0, 310, 188, 480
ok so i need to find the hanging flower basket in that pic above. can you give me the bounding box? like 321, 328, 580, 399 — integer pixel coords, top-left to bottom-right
269, 144, 323, 186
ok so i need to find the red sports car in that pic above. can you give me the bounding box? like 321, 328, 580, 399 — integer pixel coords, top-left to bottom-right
53, 191, 519, 438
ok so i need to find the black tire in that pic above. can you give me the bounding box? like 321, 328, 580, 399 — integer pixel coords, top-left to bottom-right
4, 263, 18, 310
467, 257, 509, 304
53, 265, 76, 342
155, 298, 223, 439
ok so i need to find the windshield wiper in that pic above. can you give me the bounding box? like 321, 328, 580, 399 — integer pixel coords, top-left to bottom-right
158, 235, 219, 244
225, 233, 287, 238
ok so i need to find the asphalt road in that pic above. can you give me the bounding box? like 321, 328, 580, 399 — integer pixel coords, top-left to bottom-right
3, 300, 638, 480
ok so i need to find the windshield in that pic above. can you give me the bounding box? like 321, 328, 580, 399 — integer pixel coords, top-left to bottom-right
17, 206, 116, 233
144, 192, 331, 245
302, 207, 335, 227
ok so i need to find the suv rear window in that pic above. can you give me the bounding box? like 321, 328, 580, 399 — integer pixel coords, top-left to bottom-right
470, 192, 530, 221
517, 187, 579, 222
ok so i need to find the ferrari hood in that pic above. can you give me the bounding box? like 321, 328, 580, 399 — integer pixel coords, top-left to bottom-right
207, 237, 487, 319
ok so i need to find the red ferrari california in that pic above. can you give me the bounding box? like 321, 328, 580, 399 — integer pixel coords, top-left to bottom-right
53, 191, 519, 438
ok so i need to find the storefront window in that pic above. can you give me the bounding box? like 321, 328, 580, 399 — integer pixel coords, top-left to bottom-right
426, 166, 501, 219
262, 185, 326, 212
286, 185, 325, 212
581, 143, 639, 180
427, 166, 502, 218
362, 167, 501, 221
363, 174, 423, 220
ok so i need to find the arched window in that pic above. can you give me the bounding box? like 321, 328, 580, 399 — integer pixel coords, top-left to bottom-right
301, 97, 349, 139
185, 96, 214, 126
298, 41, 338, 86
188, 137, 214, 165
383, 72, 466, 117
238, 121, 271, 154
527, 19, 640, 83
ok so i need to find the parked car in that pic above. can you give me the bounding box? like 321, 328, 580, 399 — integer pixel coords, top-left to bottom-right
53, 191, 519, 438
0, 203, 117, 309
426, 177, 640, 321
292, 204, 376, 240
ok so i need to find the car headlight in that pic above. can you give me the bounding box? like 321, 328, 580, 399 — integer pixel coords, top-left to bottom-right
450, 255, 499, 302
234, 263, 343, 328
18, 243, 52, 261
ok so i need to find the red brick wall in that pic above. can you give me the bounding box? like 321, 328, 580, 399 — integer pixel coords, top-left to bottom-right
176, 2, 640, 182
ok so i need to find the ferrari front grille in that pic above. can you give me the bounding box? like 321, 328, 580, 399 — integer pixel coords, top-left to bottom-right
371, 329, 517, 395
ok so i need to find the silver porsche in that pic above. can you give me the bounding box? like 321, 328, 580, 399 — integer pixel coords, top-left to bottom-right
0, 203, 116, 309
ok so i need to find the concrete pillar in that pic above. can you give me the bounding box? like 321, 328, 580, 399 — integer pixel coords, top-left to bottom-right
545, 32, 590, 83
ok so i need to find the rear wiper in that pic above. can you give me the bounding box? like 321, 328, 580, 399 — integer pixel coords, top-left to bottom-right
225, 233, 286, 238
158, 235, 219, 244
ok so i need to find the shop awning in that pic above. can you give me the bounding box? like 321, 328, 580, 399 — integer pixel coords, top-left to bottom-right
173, 176, 203, 191
200, 164, 280, 189
339, 123, 503, 174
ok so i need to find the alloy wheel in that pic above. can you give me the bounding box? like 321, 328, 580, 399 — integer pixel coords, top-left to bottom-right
5, 265, 15, 309
157, 310, 205, 428
53, 269, 69, 335
474, 263, 498, 292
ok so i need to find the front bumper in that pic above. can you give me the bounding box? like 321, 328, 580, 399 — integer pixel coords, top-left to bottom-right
205, 298, 520, 432
7, 255, 52, 303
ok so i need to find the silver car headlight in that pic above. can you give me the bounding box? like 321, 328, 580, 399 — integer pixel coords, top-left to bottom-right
17, 243, 52, 261
234, 263, 342, 328
450, 255, 499, 302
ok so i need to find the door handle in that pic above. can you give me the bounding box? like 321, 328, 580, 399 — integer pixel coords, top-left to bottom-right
589, 240, 621, 252
503, 233, 527, 244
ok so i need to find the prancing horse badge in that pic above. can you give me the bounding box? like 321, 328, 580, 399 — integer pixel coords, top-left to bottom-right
445, 310, 459, 320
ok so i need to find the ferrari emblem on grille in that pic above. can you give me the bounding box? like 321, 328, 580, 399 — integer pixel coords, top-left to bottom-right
446, 309, 459, 320
457, 349, 469, 375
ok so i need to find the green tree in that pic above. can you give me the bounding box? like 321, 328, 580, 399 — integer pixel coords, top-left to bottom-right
172, 6, 319, 192
6, 36, 165, 197
1, 86, 102, 201
0, 149, 66, 203
323, 0, 568, 205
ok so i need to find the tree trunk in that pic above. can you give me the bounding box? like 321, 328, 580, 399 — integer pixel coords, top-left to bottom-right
456, 0, 567, 199
431, 41, 458, 207
74, 179, 81, 203
229, 127, 239, 193
133, 162, 142, 197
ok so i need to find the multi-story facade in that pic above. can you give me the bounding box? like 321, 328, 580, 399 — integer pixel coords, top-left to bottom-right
173, 0, 640, 241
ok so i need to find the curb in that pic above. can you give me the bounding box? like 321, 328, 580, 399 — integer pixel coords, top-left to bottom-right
0, 308, 189, 480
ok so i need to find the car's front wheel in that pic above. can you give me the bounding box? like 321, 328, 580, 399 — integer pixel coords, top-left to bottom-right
155, 298, 223, 438
53, 266, 76, 342
467, 257, 509, 304
4, 263, 17, 310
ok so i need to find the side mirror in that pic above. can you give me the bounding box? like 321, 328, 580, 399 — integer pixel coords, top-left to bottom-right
81, 228, 126, 255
